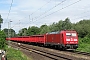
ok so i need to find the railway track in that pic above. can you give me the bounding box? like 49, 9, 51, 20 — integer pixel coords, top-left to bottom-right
74, 51, 90, 56
20, 45, 72, 60
66, 50, 90, 56
9, 41, 90, 60
10, 42, 73, 60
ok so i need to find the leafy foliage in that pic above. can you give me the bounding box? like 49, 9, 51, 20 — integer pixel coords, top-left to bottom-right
0, 15, 3, 30
3, 28, 16, 37
77, 37, 90, 52
74, 20, 90, 38
40, 25, 50, 34
62, 18, 72, 30
0, 31, 6, 49
26, 26, 40, 36
18, 28, 27, 36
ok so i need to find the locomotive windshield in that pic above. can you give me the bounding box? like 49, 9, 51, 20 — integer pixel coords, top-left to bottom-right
66, 33, 76, 37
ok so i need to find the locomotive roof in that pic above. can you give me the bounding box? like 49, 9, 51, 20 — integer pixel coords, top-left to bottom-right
47, 30, 77, 34
47, 31, 60, 34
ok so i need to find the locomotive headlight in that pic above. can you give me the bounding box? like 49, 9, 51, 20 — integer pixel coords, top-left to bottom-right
66, 39, 70, 41
74, 39, 77, 41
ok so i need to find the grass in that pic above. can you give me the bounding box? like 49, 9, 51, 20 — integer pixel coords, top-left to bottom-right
6, 46, 33, 60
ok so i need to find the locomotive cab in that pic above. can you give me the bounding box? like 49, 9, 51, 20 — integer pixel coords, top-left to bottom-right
63, 30, 78, 49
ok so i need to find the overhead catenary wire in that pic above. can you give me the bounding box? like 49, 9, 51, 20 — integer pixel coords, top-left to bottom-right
10, 0, 89, 33
33, 0, 67, 20
9, 0, 51, 29
14, 0, 52, 29
34, 0, 82, 22
6, 0, 13, 22
30, 0, 51, 16
10, 0, 66, 30
10, 17, 26, 29
64, 4, 90, 21
20, 0, 82, 30
3, 0, 13, 30
28, 0, 67, 27
11, 0, 90, 34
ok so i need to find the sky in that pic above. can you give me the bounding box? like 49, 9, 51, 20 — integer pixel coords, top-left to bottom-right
0, 0, 90, 33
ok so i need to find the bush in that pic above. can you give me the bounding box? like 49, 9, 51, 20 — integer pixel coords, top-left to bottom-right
77, 43, 90, 53
82, 37, 90, 44
77, 37, 90, 53
0, 31, 6, 49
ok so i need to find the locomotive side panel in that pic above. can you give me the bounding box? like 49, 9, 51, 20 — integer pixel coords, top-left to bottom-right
45, 33, 61, 45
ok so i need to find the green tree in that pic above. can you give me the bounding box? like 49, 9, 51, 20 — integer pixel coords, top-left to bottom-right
26, 26, 40, 36
40, 25, 50, 34
62, 18, 72, 30
18, 28, 27, 36
0, 31, 6, 49
49, 22, 60, 32
3, 28, 16, 37
49, 18, 72, 32
30, 26, 40, 35
26, 27, 31, 36
0, 15, 3, 30
56, 20, 63, 30
74, 20, 90, 38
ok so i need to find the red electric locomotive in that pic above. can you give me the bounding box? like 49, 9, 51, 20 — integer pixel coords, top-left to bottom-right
6, 30, 78, 49
45, 30, 78, 49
